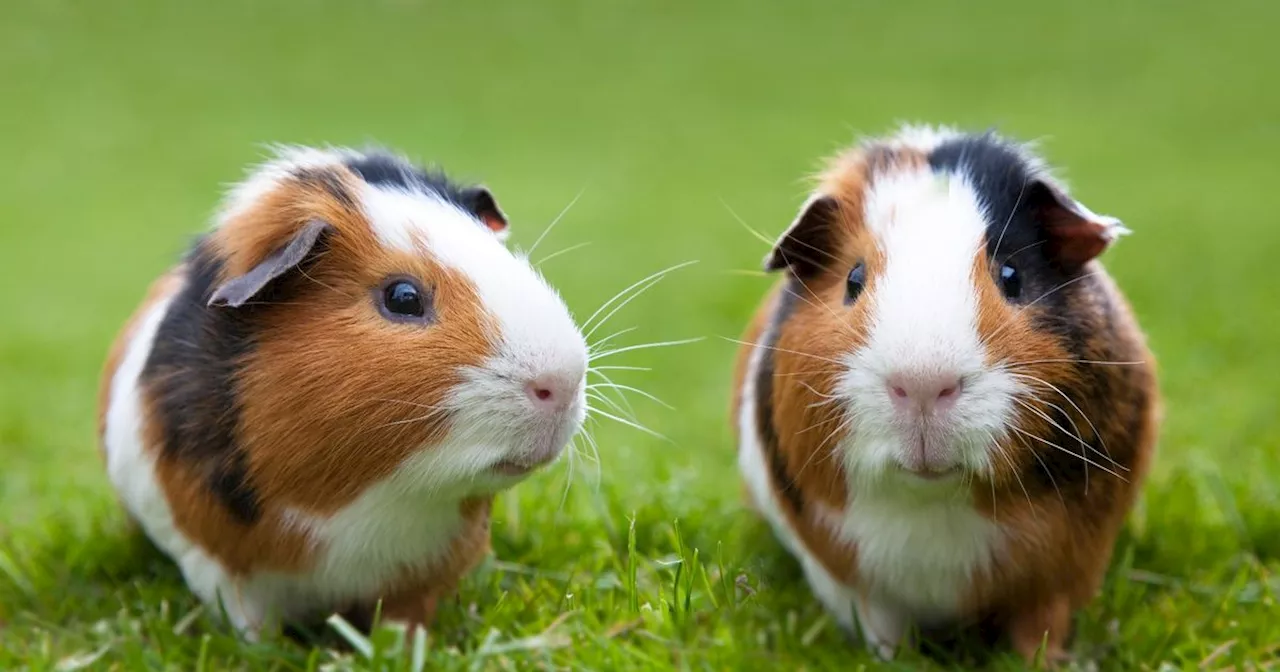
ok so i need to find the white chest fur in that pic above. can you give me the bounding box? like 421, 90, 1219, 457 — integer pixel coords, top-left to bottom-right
819, 480, 1003, 621
270, 458, 471, 612
737, 341, 1002, 653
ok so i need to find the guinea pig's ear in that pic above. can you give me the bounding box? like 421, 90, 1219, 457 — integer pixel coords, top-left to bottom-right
459, 186, 509, 241
208, 220, 334, 308
1030, 180, 1129, 271
764, 194, 840, 276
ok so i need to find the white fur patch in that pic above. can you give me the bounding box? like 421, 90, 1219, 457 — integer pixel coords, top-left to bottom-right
215, 145, 357, 229
819, 485, 1002, 621
103, 286, 266, 634
835, 167, 1020, 478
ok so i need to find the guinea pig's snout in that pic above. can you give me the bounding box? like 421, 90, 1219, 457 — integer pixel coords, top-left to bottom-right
524, 372, 582, 413
885, 371, 964, 415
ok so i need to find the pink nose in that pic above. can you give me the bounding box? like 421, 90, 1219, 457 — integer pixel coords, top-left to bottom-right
525, 374, 580, 412
886, 372, 963, 413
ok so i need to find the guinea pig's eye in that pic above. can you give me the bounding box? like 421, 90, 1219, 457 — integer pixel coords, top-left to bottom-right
999, 263, 1022, 300
845, 262, 867, 305
379, 279, 431, 322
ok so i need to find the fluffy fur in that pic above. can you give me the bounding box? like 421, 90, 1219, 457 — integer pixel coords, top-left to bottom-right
733, 125, 1160, 663
99, 146, 588, 638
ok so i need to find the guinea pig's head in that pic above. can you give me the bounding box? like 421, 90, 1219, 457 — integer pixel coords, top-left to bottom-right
763, 126, 1129, 491
200, 146, 587, 505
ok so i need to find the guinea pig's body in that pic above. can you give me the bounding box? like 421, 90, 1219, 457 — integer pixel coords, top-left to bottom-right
99, 147, 588, 638
732, 126, 1159, 662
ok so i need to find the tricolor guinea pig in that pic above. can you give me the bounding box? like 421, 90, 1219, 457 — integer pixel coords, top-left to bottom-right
732, 126, 1160, 663
98, 146, 588, 638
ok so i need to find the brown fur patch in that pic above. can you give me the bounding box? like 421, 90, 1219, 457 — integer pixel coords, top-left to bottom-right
961, 264, 1159, 655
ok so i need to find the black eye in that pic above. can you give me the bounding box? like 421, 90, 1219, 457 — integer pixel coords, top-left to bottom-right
845, 262, 867, 304
380, 279, 430, 321
999, 263, 1022, 300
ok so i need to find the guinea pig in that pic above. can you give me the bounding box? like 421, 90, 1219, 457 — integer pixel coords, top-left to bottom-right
731, 125, 1160, 663
98, 146, 588, 639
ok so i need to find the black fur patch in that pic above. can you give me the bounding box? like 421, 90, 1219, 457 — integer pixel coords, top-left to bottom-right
294, 167, 356, 210
754, 280, 806, 514
344, 152, 490, 224
141, 239, 265, 524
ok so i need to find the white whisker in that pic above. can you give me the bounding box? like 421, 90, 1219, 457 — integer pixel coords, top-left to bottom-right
590, 337, 704, 362
581, 260, 699, 334
525, 188, 585, 258
587, 406, 668, 441
587, 382, 674, 410
536, 241, 592, 267
718, 336, 846, 367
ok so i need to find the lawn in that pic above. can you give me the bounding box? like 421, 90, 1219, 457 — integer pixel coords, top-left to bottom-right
1, 0, 1278, 669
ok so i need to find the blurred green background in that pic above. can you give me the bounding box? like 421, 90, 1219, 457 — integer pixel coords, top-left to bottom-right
2, 0, 1278, 668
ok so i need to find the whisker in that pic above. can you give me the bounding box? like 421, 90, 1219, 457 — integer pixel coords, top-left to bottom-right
990, 176, 1030, 262
997, 358, 1145, 369
589, 327, 639, 355
721, 198, 845, 275
1011, 428, 1065, 509
371, 398, 446, 411
587, 382, 674, 410
718, 336, 846, 367
587, 406, 668, 441
988, 430, 1036, 523
586, 390, 636, 423
1014, 396, 1092, 494
1008, 426, 1127, 482
590, 337, 704, 362
796, 413, 844, 436
589, 365, 651, 373
795, 380, 843, 407
296, 266, 356, 300
536, 241, 592, 267
982, 272, 1102, 348
371, 408, 448, 429
525, 187, 585, 258
586, 367, 638, 419
581, 260, 699, 334
1009, 372, 1118, 467
583, 276, 665, 341
1012, 397, 1109, 468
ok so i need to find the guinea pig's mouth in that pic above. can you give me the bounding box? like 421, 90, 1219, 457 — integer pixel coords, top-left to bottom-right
488, 456, 554, 476
895, 463, 962, 481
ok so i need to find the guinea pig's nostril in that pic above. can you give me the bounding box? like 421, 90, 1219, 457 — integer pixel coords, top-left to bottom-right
891, 386, 909, 399
938, 384, 958, 399
527, 384, 554, 403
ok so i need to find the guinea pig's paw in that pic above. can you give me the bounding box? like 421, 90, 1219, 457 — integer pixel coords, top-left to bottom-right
377, 589, 442, 634
853, 596, 909, 661
1005, 594, 1073, 668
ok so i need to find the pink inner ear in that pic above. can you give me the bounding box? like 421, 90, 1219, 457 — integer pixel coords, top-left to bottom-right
1038, 185, 1125, 270
1046, 217, 1111, 269
479, 212, 508, 233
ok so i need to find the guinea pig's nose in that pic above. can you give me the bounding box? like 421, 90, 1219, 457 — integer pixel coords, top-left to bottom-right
524, 374, 580, 412
886, 372, 963, 413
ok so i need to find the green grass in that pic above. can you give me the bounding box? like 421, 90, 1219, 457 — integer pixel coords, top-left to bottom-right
2, 0, 1278, 669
